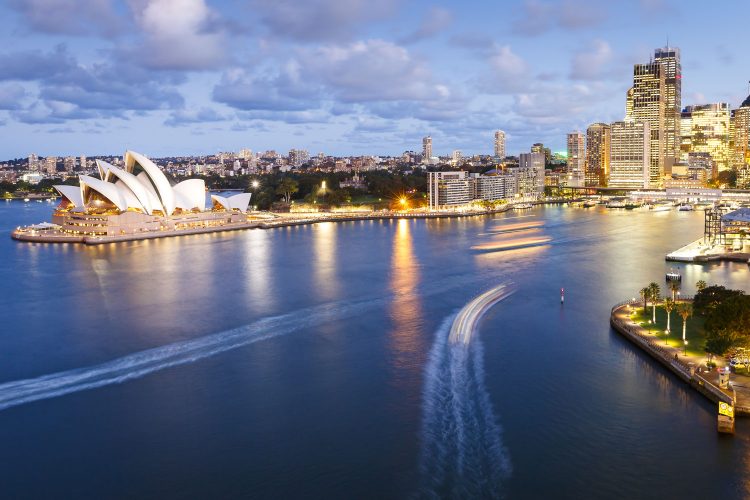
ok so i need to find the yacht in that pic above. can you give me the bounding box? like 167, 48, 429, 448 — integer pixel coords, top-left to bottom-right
677, 203, 693, 211
513, 203, 533, 210
650, 202, 673, 212
606, 199, 626, 208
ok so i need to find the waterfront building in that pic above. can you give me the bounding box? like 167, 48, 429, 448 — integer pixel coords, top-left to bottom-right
585, 123, 610, 186
517, 152, 546, 197
632, 59, 666, 187
609, 121, 650, 189
732, 94, 750, 169
566, 132, 585, 188
680, 103, 731, 172
422, 136, 433, 164
427, 171, 472, 209
473, 172, 513, 201
494, 130, 506, 158
51, 151, 250, 237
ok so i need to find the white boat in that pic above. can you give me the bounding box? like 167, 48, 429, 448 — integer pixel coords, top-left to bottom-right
650, 202, 672, 212
23, 198, 30, 202
583, 200, 598, 208
606, 200, 626, 208
677, 203, 693, 211
513, 203, 533, 210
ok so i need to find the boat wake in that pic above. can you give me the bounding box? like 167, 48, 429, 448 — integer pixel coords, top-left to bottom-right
417, 284, 513, 499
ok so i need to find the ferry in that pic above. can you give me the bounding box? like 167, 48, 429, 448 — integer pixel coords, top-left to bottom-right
625, 201, 642, 210
677, 203, 694, 211
606, 199, 626, 209
666, 268, 682, 282
513, 203, 533, 210
583, 200, 598, 208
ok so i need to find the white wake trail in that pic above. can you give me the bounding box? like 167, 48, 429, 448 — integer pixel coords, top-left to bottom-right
417, 284, 513, 499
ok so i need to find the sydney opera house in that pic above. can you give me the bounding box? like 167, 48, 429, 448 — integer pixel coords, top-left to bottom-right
45, 151, 252, 238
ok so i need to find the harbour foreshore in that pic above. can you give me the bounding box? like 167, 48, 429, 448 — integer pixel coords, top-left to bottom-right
666, 237, 750, 263
11, 205, 516, 245
610, 300, 750, 415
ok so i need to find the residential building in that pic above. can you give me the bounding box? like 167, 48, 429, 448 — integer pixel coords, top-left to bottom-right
427, 171, 472, 209
422, 136, 432, 164
566, 132, 585, 187
494, 130, 506, 158
45, 156, 57, 176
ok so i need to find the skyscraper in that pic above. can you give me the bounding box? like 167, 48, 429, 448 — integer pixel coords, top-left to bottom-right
609, 121, 650, 189
625, 87, 634, 120
28, 153, 38, 173
732, 93, 750, 169
494, 130, 506, 158
45, 156, 57, 176
654, 46, 681, 168
631, 60, 666, 187
422, 136, 432, 163
566, 132, 585, 187
585, 123, 610, 186
680, 103, 731, 172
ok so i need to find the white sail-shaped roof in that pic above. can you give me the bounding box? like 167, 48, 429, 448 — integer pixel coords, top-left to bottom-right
211, 193, 252, 213
96, 159, 114, 180
79, 175, 128, 211
54, 185, 84, 208
125, 151, 176, 216
173, 179, 206, 211
104, 164, 161, 215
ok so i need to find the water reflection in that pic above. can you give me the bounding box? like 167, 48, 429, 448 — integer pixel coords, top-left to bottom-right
243, 229, 272, 312
388, 219, 425, 385
313, 222, 340, 301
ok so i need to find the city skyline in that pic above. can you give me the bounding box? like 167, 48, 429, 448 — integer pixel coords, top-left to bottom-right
0, 1, 749, 158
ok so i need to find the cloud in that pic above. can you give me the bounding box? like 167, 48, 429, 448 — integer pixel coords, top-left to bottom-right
251, 0, 399, 41
478, 44, 530, 93
126, 0, 228, 70
213, 65, 320, 112
0, 45, 76, 81
0, 84, 28, 110
569, 39, 614, 80
165, 107, 228, 126
12, 100, 100, 124
513, 0, 606, 36
399, 7, 453, 44
10, 0, 122, 37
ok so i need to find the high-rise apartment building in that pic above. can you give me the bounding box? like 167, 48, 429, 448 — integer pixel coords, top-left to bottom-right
517, 152, 546, 197
427, 171, 471, 209
680, 103, 731, 172
632, 60, 666, 187
732, 94, 750, 169
494, 130, 506, 158
422, 136, 433, 163
63, 156, 76, 173
45, 156, 57, 176
625, 87, 634, 120
566, 132, 585, 187
80, 155, 87, 172
609, 121, 650, 189
654, 46, 681, 168
585, 123, 610, 186
28, 153, 39, 173
531, 143, 552, 163
451, 150, 462, 165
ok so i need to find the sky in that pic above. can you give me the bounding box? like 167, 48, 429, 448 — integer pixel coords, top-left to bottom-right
0, 0, 749, 159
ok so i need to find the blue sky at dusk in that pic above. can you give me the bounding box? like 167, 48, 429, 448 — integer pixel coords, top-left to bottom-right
0, 0, 748, 158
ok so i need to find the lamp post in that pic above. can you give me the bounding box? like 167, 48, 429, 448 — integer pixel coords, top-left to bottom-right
684, 339, 688, 356
665, 329, 669, 345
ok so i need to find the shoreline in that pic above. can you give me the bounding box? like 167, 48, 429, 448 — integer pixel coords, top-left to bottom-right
610, 300, 750, 416
11, 205, 518, 245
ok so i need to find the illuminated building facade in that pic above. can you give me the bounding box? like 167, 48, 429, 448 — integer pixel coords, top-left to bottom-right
680, 103, 731, 172
654, 46, 681, 169
632, 61, 665, 187
566, 132, 585, 187
609, 121, 650, 189
732, 94, 750, 169
585, 123, 610, 186
494, 130, 506, 158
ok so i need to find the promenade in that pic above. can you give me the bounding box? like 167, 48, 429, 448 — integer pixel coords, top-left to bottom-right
610, 300, 750, 415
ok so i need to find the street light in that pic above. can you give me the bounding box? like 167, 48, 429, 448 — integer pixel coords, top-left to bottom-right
684, 339, 688, 355
251, 180, 259, 189
665, 329, 669, 345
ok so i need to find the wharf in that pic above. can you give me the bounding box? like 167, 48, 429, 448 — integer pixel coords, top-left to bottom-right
666, 238, 750, 263
610, 301, 750, 415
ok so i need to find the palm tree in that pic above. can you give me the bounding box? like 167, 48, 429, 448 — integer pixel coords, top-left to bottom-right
664, 297, 675, 333
669, 280, 681, 301
640, 287, 650, 315
696, 280, 707, 293
677, 302, 693, 343
648, 282, 661, 323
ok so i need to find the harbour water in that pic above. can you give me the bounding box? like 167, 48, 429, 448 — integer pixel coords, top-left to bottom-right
2, 200, 750, 498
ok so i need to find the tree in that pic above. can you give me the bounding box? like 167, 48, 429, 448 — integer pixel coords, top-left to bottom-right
648, 282, 661, 322
677, 302, 693, 343
669, 280, 681, 301
640, 287, 650, 315
276, 177, 299, 204
705, 328, 740, 364
695, 280, 707, 293
664, 298, 675, 333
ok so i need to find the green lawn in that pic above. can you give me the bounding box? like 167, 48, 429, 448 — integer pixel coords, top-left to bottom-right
629, 304, 708, 358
